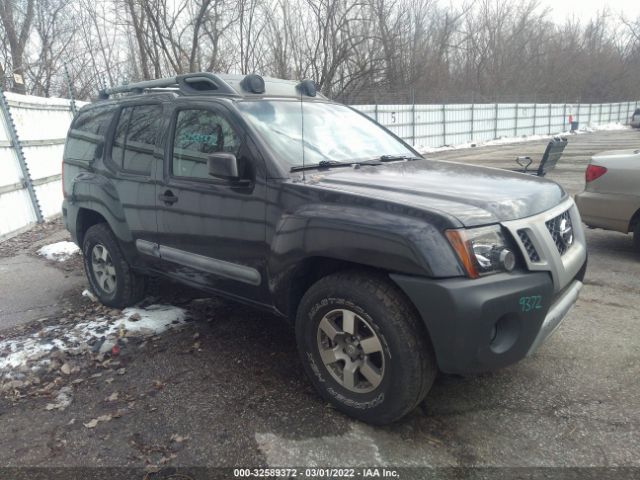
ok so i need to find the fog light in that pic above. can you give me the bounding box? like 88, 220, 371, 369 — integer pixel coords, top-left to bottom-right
499, 249, 516, 272
489, 324, 498, 342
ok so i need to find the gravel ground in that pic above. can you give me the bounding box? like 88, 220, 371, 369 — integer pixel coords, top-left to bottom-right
0, 128, 638, 479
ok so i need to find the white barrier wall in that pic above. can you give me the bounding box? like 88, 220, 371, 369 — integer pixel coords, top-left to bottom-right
355, 101, 639, 149
0, 92, 638, 240
0, 93, 82, 239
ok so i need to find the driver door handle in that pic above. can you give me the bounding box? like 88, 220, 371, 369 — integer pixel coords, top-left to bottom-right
159, 190, 178, 205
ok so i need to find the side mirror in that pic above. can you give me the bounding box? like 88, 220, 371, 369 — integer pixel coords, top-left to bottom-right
208, 153, 239, 180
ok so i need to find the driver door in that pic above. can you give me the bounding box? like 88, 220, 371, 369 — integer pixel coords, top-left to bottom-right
155, 101, 269, 304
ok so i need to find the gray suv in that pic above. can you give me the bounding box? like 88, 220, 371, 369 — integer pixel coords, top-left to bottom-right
62, 73, 587, 424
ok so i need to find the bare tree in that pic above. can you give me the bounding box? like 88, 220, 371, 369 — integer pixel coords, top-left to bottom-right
0, 0, 35, 93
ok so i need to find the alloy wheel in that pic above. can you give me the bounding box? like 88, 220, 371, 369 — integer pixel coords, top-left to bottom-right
91, 243, 117, 294
316, 308, 385, 393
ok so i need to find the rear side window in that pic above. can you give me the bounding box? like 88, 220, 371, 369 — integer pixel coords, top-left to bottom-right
111, 104, 162, 175
64, 106, 116, 162
171, 109, 241, 180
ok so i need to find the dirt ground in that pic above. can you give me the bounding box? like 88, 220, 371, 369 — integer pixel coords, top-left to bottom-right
0, 128, 638, 479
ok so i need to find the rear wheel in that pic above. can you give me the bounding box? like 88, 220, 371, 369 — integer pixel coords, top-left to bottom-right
295, 271, 437, 424
82, 223, 146, 308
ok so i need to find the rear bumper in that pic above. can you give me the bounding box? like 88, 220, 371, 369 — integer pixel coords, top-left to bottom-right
62, 198, 79, 245
575, 191, 633, 233
390, 260, 586, 374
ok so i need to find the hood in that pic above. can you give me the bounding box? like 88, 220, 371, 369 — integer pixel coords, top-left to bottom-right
305, 159, 567, 227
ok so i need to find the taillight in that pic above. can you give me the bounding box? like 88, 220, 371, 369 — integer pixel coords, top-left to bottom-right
585, 164, 607, 183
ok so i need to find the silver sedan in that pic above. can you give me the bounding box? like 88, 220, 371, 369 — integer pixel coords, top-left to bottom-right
575, 149, 640, 251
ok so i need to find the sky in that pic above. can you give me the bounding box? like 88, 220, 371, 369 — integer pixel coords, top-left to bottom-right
448, 0, 640, 23
542, 0, 640, 23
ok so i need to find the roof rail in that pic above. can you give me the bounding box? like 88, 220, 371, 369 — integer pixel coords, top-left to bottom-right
98, 72, 238, 99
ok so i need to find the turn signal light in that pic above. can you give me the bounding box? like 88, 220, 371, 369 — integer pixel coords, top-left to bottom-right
585, 164, 607, 183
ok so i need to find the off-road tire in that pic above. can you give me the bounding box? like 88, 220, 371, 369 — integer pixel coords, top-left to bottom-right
295, 270, 437, 424
82, 223, 146, 308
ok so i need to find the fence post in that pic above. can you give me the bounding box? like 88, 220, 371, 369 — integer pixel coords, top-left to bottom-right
533, 103, 537, 135
617, 103, 622, 123
0, 87, 43, 224
608, 103, 612, 123
470, 103, 475, 142
411, 98, 416, 146
554, 103, 558, 134
514, 103, 519, 137
63, 62, 77, 117
588, 103, 592, 125
442, 104, 447, 146
599, 104, 602, 124
493, 103, 499, 139
374, 103, 379, 123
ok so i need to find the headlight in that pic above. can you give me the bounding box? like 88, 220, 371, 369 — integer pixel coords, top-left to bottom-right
445, 225, 516, 278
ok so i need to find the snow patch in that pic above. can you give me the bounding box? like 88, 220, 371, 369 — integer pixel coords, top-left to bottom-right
37, 241, 80, 262
256, 424, 385, 467
82, 289, 97, 302
0, 304, 187, 378
77, 305, 188, 339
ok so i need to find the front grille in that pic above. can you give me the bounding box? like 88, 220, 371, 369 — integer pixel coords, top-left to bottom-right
545, 210, 574, 255
518, 230, 540, 262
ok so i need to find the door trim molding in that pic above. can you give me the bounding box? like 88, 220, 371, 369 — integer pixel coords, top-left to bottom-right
136, 241, 261, 286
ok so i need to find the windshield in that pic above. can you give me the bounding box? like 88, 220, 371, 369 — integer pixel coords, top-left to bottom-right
236, 100, 415, 168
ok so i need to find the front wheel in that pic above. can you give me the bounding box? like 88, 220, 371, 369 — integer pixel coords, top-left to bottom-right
82, 223, 146, 308
295, 271, 437, 424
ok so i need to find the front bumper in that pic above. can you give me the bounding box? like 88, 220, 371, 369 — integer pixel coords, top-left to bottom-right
391, 260, 586, 374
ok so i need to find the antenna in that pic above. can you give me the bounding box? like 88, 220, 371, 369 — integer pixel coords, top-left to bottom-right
299, 87, 306, 182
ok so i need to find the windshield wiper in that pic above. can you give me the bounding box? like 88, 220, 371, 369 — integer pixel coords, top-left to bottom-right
290, 160, 354, 172
290, 155, 423, 172
379, 154, 422, 162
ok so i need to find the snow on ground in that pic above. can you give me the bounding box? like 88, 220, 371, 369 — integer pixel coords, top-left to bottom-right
37, 241, 80, 262
419, 122, 630, 154
0, 303, 187, 379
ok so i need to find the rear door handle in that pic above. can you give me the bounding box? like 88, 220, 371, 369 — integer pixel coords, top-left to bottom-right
159, 190, 178, 205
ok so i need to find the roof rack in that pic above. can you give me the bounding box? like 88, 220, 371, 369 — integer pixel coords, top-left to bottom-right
98, 72, 239, 99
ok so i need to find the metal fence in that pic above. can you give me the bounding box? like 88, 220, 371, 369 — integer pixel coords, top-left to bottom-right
355, 100, 640, 149
0, 92, 638, 240
0, 90, 79, 239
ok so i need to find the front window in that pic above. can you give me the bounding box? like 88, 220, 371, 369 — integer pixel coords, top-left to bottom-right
236, 100, 414, 168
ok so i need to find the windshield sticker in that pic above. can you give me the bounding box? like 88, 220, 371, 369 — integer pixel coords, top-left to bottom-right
179, 132, 219, 147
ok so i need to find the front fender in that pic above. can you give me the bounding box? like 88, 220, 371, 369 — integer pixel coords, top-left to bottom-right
267, 203, 464, 312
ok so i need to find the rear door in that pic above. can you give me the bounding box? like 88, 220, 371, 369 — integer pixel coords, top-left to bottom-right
105, 102, 164, 266
154, 100, 269, 304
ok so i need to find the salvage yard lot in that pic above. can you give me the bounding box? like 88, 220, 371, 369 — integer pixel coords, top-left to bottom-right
0, 129, 638, 474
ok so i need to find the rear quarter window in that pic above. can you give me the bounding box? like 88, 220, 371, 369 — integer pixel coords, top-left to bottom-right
64, 105, 116, 163
112, 104, 162, 175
